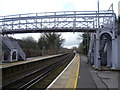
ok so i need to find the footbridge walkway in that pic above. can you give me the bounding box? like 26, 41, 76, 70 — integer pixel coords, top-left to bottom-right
0, 10, 115, 34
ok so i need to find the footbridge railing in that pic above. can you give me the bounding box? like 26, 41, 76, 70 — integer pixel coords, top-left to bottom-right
0, 10, 115, 34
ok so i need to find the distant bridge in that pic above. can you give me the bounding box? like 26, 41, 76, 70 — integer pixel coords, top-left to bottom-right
0, 10, 115, 34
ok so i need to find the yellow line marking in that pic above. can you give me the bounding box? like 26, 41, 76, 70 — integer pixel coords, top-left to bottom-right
2, 54, 63, 68
74, 54, 80, 89
47, 54, 76, 89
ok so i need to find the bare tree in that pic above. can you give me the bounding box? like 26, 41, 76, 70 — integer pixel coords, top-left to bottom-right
38, 33, 65, 54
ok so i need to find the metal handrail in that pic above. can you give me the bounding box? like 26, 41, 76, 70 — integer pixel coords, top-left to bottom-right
0, 10, 115, 34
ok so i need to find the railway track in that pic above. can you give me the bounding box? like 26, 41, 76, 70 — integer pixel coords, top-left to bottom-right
2, 53, 75, 89
2, 53, 67, 85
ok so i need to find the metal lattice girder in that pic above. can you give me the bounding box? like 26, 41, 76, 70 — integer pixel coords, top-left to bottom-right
0, 10, 115, 34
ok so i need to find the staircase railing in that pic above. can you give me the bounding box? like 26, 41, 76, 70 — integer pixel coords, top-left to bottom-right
2, 36, 14, 49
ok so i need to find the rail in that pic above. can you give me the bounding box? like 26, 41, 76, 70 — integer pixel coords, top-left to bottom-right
2, 53, 74, 89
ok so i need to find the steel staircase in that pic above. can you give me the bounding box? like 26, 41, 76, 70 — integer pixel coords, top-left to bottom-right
2, 36, 26, 60
2, 36, 14, 49
12, 40, 26, 60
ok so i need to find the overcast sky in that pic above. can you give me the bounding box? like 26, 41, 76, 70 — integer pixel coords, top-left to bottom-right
0, 0, 119, 48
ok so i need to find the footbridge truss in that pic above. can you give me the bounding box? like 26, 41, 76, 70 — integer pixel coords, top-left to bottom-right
0, 10, 116, 34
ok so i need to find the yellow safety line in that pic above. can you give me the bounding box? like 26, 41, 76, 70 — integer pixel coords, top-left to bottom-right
2, 54, 63, 68
74, 54, 80, 89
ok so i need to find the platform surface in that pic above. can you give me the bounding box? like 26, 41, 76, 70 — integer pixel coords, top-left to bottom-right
77, 56, 97, 88
47, 54, 119, 89
77, 55, 119, 89
1, 54, 63, 68
47, 53, 80, 89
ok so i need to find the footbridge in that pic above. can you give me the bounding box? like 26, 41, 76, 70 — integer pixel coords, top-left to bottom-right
0, 10, 115, 34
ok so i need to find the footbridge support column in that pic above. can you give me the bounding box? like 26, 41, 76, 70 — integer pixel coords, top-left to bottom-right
111, 38, 118, 69
95, 39, 101, 70
93, 32, 101, 70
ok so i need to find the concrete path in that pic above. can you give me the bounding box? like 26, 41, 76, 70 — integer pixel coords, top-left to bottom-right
47, 54, 119, 89
77, 55, 119, 89
77, 56, 97, 88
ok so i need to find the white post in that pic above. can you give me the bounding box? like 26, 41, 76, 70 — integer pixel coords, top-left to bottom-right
93, 33, 101, 70
107, 41, 112, 67
111, 38, 117, 69
93, 39, 96, 68
96, 38, 100, 69
118, 37, 120, 69
16, 50, 18, 61
114, 39, 118, 68
115, 39, 118, 68
88, 34, 92, 62
9, 50, 13, 62
95, 30, 101, 70
2, 51, 5, 61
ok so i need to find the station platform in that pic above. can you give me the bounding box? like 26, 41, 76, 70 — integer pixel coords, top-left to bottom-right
47, 54, 119, 89
47, 53, 80, 88
1, 54, 64, 68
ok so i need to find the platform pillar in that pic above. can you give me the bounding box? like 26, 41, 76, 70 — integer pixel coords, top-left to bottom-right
8, 50, 13, 62
15, 50, 18, 61
96, 39, 101, 70
107, 41, 112, 67
111, 38, 118, 69
2, 51, 5, 61
93, 38, 101, 70
93, 39, 96, 68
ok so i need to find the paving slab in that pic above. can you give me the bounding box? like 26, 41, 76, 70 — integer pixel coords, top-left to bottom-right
79, 55, 119, 89
77, 56, 97, 88
97, 71, 118, 88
